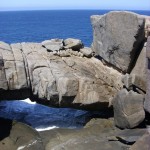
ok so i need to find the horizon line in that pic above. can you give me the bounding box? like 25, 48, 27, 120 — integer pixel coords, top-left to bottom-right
0, 8, 150, 12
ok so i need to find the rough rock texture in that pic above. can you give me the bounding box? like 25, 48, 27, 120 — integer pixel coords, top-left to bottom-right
130, 132, 150, 150
80, 47, 93, 57
144, 37, 150, 113
64, 38, 83, 50
43, 118, 129, 150
42, 39, 64, 51
0, 40, 123, 110
116, 129, 147, 144
113, 89, 145, 129
130, 42, 147, 91
145, 17, 150, 38
91, 11, 145, 73
0, 11, 147, 112
0, 120, 44, 150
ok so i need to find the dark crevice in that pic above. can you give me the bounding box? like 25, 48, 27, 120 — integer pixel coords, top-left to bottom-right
94, 55, 125, 74
148, 58, 150, 69
0, 89, 30, 100
0, 118, 12, 141
128, 19, 146, 73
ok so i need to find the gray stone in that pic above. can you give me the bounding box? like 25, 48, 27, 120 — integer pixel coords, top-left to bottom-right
122, 74, 146, 93
0, 121, 44, 150
145, 16, 150, 38
11, 43, 28, 89
144, 37, 150, 113
44, 118, 129, 150
21, 42, 58, 102
0, 52, 8, 90
59, 50, 70, 57
80, 47, 93, 57
42, 39, 64, 51
91, 11, 145, 73
130, 132, 150, 150
62, 56, 123, 108
122, 74, 133, 89
21, 41, 123, 109
130, 42, 147, 91
0, 40, 123, 110
0, 43, 18, 90
116, 129, 147, 144
0, 41, 11, 51
113, 89, 145, 129
64, 38, 83, 50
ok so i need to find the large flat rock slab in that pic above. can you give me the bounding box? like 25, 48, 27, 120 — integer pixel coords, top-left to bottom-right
0, 40, 123, 110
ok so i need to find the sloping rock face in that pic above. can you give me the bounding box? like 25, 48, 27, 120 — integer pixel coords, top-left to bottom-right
91, 11, 145, 73
130, 132, 150, 150
0, 40, 123, 110
121, 42, 146, 93
44, 118, 129, 150
113, 89, 145, 129
0, 11, 147, 113
0, 120, 44, 150
42, 39, 64, 51
130, 42, 147, 91
144, 37, 150, 113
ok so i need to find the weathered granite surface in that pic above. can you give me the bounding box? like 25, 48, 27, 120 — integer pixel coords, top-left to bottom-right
0, 119, 44, 150
44, 118, 129, 150
144, 36, 150, 113
0, 10, 150, 150
91, 11, 145, 73
0, 39, 123, 110
130, 132, 150, 150
113, 89, 145, 129
0, 11, 148, 113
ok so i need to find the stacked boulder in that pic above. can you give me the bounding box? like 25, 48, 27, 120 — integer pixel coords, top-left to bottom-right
41, 38, 93, 57
91, 11, 148, 129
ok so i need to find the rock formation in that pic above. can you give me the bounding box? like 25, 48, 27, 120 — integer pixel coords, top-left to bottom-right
0, 39, 123, 110
91, 11, 145, 73
0, 11, 148, 115
130, 132, 150, 150
0, 120, 44, 150
113, 89, 145, 129
122, 41, 146, 93
0, 10, 150, 150
144, 36, 150, 113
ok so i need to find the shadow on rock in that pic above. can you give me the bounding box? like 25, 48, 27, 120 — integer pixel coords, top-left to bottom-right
0, 118, 12, 141
0, 119, 44, 150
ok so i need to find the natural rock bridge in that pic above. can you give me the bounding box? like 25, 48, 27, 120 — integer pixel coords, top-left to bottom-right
0, 40, 123, 110
0, 11, 149, 112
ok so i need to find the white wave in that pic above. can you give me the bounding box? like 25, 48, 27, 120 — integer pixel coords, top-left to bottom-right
17, 145, 26, 150
36, 126, 58, 132
17, 140, 38, 150
21, 98, 36, 105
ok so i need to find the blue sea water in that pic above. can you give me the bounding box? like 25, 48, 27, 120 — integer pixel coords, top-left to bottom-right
0, 100, 93, 130
0, 10, 150, 130
0, 10, 150, 46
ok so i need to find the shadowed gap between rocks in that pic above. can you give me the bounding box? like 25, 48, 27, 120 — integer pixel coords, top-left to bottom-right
148, 58, 150, 69
129, 40, 145, 74
0, 118, 12, 141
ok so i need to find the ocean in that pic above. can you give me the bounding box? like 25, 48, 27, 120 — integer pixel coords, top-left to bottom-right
0, 10, 150, 130
0, 10, 150, 46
